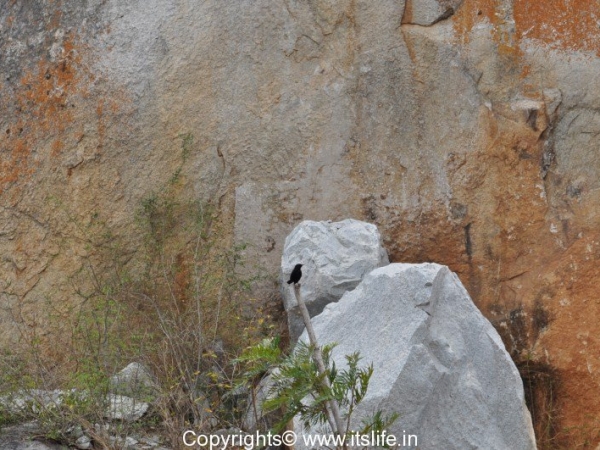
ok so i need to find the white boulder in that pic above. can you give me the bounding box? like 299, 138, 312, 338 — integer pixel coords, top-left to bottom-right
281, 219, 388, 341
109, 362, 158, 399
296, 263, 536, 450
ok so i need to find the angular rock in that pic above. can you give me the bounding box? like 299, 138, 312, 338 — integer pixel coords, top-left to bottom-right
281, 219, 388, 341
75, 435, 92, 450
67, 425, 85, 439
109, 362, 159, 400
104, 394, 149, 422
296, 263, 536, 450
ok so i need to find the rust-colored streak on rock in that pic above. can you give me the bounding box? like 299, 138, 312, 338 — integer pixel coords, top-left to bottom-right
537, 235, 600, 442
453, 0, 498, 44
48, 3, 63, 31
514, 0, 600, 56
1, 34, 84, 197
494, 231, 600, 447
455, 0, 524, 60
401, 0, 413, 25
455, 0, 600, 56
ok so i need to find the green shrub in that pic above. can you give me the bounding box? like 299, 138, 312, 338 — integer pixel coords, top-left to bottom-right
238, 338, 398, 449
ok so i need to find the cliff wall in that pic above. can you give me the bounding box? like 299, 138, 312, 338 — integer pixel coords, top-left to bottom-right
2, 1, 599, 445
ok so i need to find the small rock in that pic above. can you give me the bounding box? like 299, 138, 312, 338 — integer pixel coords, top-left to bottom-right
75, 435, 92, 450
93, 422, 111, 432
124, 436, 139, 448
109, 362, 158, 400
67, 425, 84, 439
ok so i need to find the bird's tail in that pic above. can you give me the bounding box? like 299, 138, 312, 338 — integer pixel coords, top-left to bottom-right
287, 280, 293, 284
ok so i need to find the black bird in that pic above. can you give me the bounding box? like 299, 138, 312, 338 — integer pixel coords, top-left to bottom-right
287, 264, 303, 285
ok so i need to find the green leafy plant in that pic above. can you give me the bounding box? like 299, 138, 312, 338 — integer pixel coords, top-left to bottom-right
238, 338, 398, 450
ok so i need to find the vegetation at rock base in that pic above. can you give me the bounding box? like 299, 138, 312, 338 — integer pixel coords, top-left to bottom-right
0, 134, 277, 448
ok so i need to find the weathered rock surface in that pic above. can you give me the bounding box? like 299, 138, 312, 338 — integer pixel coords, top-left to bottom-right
109, 362, 159, 399
0, 389, 71, 414
281, 219, 388, 341
297, 263, 536, 450
104, 394, 149, 422
0, 422, 64, 450
402, 0, 464, 26
0, 417, 169, 450
0, 389, 149, 424
2, 0, 600, 444
74, 435, 92, 450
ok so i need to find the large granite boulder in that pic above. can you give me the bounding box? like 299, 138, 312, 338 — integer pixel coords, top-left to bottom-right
296, 263, 536, 450
281, 219, 388, 342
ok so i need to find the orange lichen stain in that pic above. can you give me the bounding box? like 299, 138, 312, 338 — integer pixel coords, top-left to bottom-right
514, 0, 600, 56
522, 83, 544, 99
51, 139, 64, 157
401, 0, 414, 25
455, 0, 600, 57
453, 0, 525, 67
1, 136, 27, 186
48, 6, 62, 32
451, 0, 599, 86
0, 34, 85, 196
453, 0, 498, 44
108, 98, 121, 114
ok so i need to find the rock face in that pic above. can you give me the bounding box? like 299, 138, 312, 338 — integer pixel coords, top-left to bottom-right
2, 1, 600, 443
297, 263, 536, 450
281, 219, 388, 341
402, 0, 464, 26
